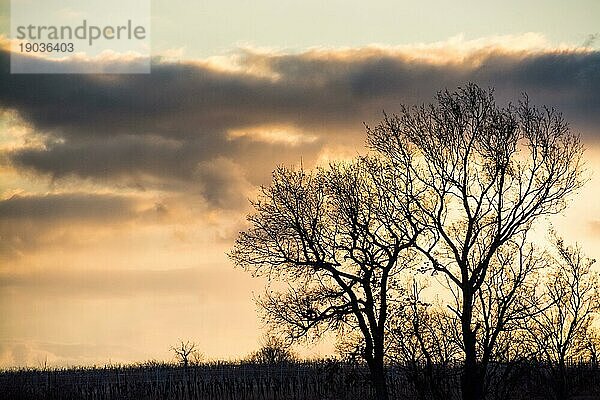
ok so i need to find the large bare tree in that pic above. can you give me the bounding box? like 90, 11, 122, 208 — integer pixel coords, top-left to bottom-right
230, 158, 419, 400
367, 83, 585, 400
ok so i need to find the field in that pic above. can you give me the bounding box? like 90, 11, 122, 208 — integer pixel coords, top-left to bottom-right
2, 360, 600, 400
0, 361, 377, 400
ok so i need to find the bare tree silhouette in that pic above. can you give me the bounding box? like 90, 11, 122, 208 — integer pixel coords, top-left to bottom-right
171, 340, 202, 367
389, 279, 462, 400
230, 158, 420, 400
367, 83, 586, 400
470, 237, 546, 398
526, 233, 600, 399
247, 334, 297, 364
582, 327, 600, 366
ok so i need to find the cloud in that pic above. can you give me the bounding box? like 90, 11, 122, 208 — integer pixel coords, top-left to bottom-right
195, 157, 254, 210
0, 267, 208, 298
0, 193, 142, 257
9, 50, 150, 74
0, 192, 138, 221
582, 33, 599, 49
1, 41, 600, 214
588, 220, 600, 236
0, 339, 146, 367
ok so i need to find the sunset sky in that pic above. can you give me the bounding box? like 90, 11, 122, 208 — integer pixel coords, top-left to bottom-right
1, 0, 600, 367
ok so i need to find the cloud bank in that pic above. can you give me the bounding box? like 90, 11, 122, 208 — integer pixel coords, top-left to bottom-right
1, 44, 599, 212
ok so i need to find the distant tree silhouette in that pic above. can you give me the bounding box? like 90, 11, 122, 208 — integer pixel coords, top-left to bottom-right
367, 83, 586, 400
230, 158, 420, 400
171, 340, 202, 367
526, 233, 599, 400
247, 334, 297, 364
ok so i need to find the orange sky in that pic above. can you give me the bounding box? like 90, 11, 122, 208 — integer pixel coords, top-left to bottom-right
1, 35, 600, 367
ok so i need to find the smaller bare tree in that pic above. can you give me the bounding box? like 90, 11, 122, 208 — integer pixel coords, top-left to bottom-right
526, 233, 599, 400
581, 327, 600, 366
389, 279, 462, 400
171, 340, 203, 367
247, 335, 297, 364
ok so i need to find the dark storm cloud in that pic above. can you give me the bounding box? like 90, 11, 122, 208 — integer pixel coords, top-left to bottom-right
11, 135, 197, 183
1, 47, 600, 210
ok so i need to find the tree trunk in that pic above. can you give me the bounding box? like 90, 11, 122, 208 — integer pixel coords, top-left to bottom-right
462, 349, 485, 400
367, 342, 389, 400
461, 292, 485, 400
370, 360, 389, 400
555, 359, 567, 400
